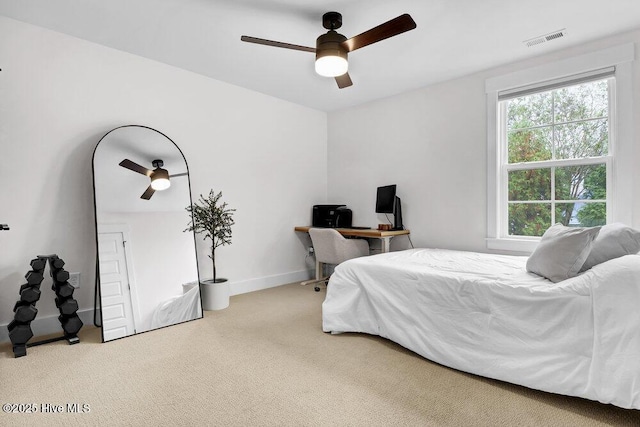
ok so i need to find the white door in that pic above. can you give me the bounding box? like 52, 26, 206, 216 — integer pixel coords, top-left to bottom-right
98, 231, 136, 341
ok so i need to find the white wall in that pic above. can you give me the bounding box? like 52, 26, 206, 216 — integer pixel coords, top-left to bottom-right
0, 16, 327, 335
328, 30, 640, 253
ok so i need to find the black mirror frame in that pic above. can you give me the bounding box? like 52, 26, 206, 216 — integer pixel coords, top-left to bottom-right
91, 124, 202, 342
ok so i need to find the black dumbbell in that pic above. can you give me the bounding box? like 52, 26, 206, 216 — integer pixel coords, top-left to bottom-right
49, 257, 65, 269
20, 283, 40, 292
59, 315, 83, 335
30, 258, 46, 271
19, 285, 41, 303
55, 297, 78, 316
53, 282, 74, 298
51, 269, 70, 283
13, 303, 38, 323
8, 323, 33, 345
25, 270, 44, 285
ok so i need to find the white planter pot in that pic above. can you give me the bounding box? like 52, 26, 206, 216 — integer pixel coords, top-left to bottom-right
200, 279, 229, 311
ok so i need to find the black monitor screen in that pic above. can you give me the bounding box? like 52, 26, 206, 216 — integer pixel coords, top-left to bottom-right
375, 185, 396, 214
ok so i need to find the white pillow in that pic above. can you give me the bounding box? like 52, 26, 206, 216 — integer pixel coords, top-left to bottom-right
526, 223, 600, 283
579, 223, 640, 272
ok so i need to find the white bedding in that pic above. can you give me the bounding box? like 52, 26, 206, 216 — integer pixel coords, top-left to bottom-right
150, 285, 202, 329
322, 248, 640, 409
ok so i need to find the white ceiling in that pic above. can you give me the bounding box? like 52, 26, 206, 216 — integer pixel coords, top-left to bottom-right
1, 0, 640, 111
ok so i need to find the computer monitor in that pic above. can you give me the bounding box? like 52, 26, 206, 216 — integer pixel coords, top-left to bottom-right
375, 185, 403, 230
375, 185, 396, 214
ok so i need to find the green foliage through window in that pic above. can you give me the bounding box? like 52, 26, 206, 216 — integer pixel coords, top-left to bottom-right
504, 79, 609, 236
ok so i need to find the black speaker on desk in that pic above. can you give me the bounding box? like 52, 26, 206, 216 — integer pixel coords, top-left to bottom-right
312, 205, 352, 228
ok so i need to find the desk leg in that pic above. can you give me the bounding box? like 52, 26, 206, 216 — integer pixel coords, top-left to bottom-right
380, 237, 392, 253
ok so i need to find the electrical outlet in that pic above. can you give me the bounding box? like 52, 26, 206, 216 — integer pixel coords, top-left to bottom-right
69, 272, 81, 288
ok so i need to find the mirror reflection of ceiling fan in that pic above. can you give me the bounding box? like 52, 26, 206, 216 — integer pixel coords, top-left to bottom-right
241, 11, 416, 88
119, 159, 187, 200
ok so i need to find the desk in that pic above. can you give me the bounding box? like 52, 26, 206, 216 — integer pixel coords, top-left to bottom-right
294, 226, 410, 253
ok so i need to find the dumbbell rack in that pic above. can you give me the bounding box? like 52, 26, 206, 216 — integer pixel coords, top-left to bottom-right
7, 255, 83, 358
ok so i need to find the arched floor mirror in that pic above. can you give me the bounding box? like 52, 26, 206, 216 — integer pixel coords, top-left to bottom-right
92, 125, 202, 342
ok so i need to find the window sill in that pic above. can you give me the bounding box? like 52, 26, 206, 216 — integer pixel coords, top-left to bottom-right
486, 238, 539, 254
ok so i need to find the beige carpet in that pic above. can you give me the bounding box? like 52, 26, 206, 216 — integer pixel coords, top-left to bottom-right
1, 283, 639, 427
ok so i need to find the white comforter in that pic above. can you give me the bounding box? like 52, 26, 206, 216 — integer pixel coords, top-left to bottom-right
322, 248, 640, 409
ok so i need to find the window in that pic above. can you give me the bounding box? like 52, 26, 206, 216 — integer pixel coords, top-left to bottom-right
500, 73, 612, 237
485, 43, 635, 252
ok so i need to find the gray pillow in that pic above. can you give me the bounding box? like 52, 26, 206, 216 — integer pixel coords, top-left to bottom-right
526, 223, 601, 282
579, 223, 640, 272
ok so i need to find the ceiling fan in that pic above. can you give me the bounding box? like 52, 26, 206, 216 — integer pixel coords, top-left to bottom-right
119, 159, 187, 200
241, 11, 416, 88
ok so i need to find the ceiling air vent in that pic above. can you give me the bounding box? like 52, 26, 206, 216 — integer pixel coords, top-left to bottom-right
524, 29, 567, 48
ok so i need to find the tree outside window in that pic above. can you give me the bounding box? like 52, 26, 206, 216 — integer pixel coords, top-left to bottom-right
503, 79, 609, 237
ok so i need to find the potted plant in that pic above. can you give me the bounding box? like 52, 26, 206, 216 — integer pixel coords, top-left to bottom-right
186, 190, 235, 310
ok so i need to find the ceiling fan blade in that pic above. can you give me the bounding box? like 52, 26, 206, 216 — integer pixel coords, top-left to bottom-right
342, 14, 417, 52
120, 159, 152, 177
141, 185, 155, 200
241, 36, 315, 53
169, 172, 188, 178
335, 72, 353, 89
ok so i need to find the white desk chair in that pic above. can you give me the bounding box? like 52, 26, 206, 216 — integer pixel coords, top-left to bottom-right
302, 228, 370, 292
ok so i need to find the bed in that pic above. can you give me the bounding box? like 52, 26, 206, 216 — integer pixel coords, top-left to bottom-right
322, 247, 640, 409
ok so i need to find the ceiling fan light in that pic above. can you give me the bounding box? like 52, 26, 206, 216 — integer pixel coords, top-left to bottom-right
150, 169, 171, 191
151, 177, 170, 191
315, 30, 348, 78
315, 55, 348, 77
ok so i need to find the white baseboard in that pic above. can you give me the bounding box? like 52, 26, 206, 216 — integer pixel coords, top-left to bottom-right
229, 270, 313, 296
0, 309, 95, 345
1, 271, 314, 344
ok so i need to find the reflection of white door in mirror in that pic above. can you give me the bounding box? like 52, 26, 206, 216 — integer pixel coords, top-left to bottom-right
98, 228, 137, 341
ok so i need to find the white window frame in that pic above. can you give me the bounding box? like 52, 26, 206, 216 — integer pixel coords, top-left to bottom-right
485, 43, 635, 253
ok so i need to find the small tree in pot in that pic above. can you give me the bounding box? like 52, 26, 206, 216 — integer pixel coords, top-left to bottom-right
186, 190, 235, 283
